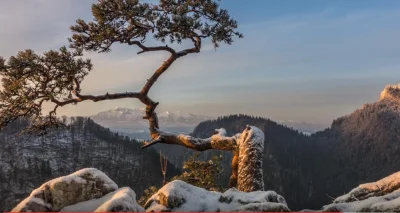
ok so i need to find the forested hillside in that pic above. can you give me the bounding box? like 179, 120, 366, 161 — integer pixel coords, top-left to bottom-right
0, 118, 180, 212
191, 114, 315, 210
189, 86, 400, 210
308, 87, 400, 208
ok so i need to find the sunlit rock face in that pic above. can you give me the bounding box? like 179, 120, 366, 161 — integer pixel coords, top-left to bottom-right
380, 84, 400, 102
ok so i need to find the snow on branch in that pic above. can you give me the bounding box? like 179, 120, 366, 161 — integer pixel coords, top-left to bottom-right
142, 128, 237, 151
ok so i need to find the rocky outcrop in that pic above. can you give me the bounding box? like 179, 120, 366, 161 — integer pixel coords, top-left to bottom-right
144, 180, 290, 212
11, 168, 143, 212
380, 84, 400, 102
321, 171, 400, 212
12, 168, 290, 212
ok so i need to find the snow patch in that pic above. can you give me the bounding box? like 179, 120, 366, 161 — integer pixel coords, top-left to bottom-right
36, 168, 117, 191
145, 180, 221, 212
218, 188, 287, 211
61, 187, 144, 212
71, 168, 118, 190
145, 180, 289, 212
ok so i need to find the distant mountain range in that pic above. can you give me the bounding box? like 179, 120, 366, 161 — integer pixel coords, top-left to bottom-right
92, 107, 213, 125
90, 107, 327, 139
90, 107, 214, 139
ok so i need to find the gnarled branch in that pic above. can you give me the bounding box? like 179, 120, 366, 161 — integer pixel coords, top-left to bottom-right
0, 0, 242, 146
127, 41, 176, 55
142, 128, 237, 151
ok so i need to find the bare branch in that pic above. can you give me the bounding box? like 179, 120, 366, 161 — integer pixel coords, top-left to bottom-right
127, 41, 176, 55
142, 128, 237, 151
142, 136, 163, 149
139, 35, 201, 96
176, 35, 201, 57
50, 92, 142, 106
141, 55, 177, 95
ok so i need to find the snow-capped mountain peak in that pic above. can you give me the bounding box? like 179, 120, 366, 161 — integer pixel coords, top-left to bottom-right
91, 108, 213, 124
93, 107, 145, 121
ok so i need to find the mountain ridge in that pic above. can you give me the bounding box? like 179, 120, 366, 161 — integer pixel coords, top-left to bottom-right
91, 107, 213, 124
90, 107, 327, 138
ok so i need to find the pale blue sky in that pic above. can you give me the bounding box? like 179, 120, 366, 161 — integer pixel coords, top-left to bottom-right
0, 0, 400, 124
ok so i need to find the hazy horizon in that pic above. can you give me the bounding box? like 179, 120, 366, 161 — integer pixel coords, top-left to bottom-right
1, 0, 400, 124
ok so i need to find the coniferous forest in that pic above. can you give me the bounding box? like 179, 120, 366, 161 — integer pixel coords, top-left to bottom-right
0, 118, 180, 211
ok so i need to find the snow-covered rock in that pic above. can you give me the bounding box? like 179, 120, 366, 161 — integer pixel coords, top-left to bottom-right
61, 187, 144, 212
12, 168, 118, 212
144, 180, 290, 212
323, 190, 400, 212
334, 171, 400, 204
321, 171, 400, 212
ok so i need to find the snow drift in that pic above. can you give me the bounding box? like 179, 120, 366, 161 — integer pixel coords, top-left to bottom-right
12, 168, 290, 212
144, 180, 290, 212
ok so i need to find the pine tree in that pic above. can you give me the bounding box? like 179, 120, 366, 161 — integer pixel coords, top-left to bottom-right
172, 153, 225, 192
0, 0, 267, 192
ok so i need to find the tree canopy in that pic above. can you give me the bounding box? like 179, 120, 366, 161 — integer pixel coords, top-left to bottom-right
0, 0, 272, 191
0, 0, 242, 134
0, 0, 262, 191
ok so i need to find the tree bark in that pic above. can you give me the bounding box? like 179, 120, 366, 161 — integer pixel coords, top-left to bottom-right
144, 125, 265, 192
237, 126, 265, 192
229, 150, 239, 188
142, 128, 237, 151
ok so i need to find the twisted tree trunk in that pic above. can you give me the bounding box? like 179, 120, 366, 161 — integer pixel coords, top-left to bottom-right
43, 46, 266, 192
237, 126, 265, 191
27, 17, 262, 191
143, 125, 265, 192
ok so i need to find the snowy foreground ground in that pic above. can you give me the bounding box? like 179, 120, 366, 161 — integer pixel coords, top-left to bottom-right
10, 168, 288, 212
11, 168, 400, 212
321, 171, 400, 212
